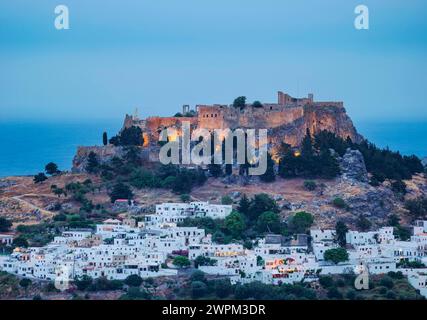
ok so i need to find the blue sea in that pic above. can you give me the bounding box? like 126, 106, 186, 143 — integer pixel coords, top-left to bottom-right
0, 119, 425, 177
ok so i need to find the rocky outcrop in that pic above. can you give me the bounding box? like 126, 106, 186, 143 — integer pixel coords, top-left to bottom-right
72, 146, 125, 173
270, 105, 363, 147
339, 148, 369, 183
422, 157, 427, 167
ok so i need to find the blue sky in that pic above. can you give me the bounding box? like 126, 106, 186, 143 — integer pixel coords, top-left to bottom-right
0, 0, 426, 122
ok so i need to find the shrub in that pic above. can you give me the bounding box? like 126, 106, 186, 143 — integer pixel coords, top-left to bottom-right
332, 197, 347, 209
124, 275, 143, 287
324, 248, 349, 264
303, 180, 317, 191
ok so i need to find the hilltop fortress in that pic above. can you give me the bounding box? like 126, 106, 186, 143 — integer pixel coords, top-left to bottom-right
123, 91, 361, 147
73, 91, 362, 171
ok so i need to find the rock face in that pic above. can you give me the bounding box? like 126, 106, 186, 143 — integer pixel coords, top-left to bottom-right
422, 157, 427, 167
72, 145, 153, 173
339, 148, 369, 183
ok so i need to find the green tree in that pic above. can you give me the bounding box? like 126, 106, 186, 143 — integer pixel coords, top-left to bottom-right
13, 236, 29, 248
124, 274, 143, 287
194, 256, 216, 268
324, 248, 349, 264
190, 270, 206, 283
238, 194, 251, 216
33, 172, 48, 184
109, 183, 133, 203
110, 126, 144, 146
356, 215, 371, 231
19, 278, 32, 289
221, 195, 233, 205
208, 164, 223, 177
248, 193, 279, 220
332, 197, 347, 209
256, 211, 281, 233
233, 96, 246, 109
74, 275, 93, 291
45, 162, 59, 175
191, 281, 208, 299
102, 132, 108, 146
335, 221, 348, 247
391, 179, 407, 195
224, 211, 246, 239
252, 101, 263, 108
173, 256, 191, 268
0, 217, 12, 232
86, 152, 99, 174
288, 211, 314, 234
260, 153, 276, 182
213, 279, 232, 299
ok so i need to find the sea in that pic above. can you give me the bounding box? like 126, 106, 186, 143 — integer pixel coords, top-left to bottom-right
0, 119, 425, 178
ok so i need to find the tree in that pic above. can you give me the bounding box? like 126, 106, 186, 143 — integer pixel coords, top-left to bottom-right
208, 164, 222, 177
356, 215, 371, 231
404, 197, 427, 220
86, 152, 99, 174
173, 256, 191, 268
110, 126, 144, 146
124, 275, 143, 287
324, 248, 349, 264
19, 278, 32, 289
260, 153, 276, 182
256, 211, 281, 233
248, 194, 279, 220
288, 211, 314, 234
233, 96, 246, 109
109, 183, 133, 203
102, 132, 108, 146
332, 197, 347, 209
0, 217, 12, 232
335, 221, 348, 247
45, 162, 59, 175
391, 179, 407, 195
194, 256, 216, 268
190, 270, 206, 283
224, 211, 246, 239
33, 172, 47, 184
252, 101, 263, 108
238, 194, 251, 216
225, 164, 233, 176
13, 236, 29, 248
191, 281, 208, 299
74, 275, 93, 291
214, 279, 232, 298
221, 195, 233, 205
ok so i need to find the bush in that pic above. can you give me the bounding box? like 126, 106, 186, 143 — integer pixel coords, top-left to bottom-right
221, 195, 233, 205
379, 276, 394, 289
332, 197, 347, 209
173, 256, 191, 268
303, 180, 317, 191
324, 248, 349, 264
19, 278, 32, 289
213, 279, 232, 299
190, 270, 206, 283
318, 276, 334, 288
191, 281, 208, 299
356, 215, 372, 231
288, 211, 314, 234
0, 217, 12, 232
124, 274, 143, 287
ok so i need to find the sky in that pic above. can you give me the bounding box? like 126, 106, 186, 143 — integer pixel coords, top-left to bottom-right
0, 0, 426, 123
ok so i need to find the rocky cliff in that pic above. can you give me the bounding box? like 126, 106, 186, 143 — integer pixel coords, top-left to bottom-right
270, 105, 362, 147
